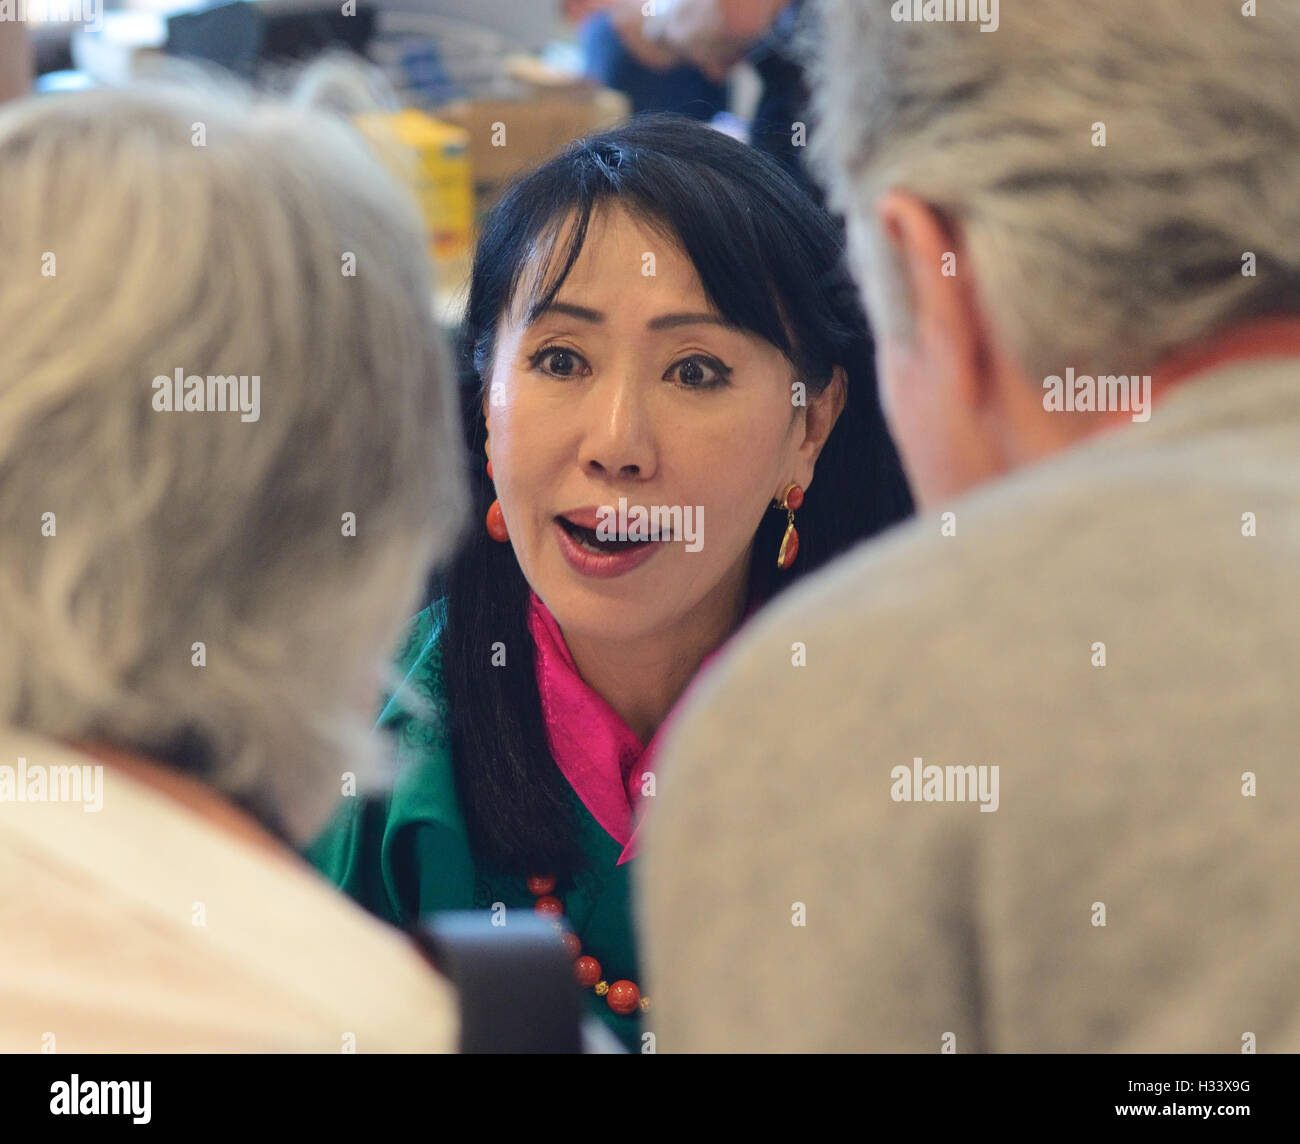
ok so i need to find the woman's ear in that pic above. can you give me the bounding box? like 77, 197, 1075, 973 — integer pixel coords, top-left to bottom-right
796, 365, 848, 489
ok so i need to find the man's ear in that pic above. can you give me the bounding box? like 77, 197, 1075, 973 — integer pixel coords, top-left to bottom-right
873, 189, 987, 412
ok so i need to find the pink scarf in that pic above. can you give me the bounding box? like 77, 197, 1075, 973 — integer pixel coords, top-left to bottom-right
526, 589, 754, 865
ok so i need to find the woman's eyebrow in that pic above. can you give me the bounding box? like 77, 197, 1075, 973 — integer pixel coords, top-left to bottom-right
533, 300, 735, 330
534, 301, 603, 324
648, 312, 736, 331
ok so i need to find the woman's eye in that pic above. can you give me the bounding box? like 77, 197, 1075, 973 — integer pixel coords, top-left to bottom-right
670, 356, 730, 389
532, 347, 586, 378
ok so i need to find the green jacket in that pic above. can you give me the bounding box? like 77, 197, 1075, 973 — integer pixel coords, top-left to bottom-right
304, 599, 644, 1052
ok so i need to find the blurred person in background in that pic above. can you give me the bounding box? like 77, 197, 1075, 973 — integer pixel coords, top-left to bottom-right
573, 0, 819, 198
568, 0, 729, 123
306, 113, 912, 1052
0, 83, 467, 1050
643, 0, 1300, 1052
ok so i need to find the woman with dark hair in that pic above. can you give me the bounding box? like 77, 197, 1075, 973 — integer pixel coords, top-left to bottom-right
307, 113, 912, 1050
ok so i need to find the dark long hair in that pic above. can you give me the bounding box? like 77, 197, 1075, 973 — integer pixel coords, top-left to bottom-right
433, 114, 912, 878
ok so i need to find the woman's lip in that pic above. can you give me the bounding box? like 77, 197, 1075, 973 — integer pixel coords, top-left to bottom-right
556, 508, 602, 529
554, 518, 661, 579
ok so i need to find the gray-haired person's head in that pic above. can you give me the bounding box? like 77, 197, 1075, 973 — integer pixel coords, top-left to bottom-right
809, 0, 1300, 383
0, 85, 467, 844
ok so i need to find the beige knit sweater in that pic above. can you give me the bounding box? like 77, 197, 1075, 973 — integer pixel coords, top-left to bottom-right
641, 357, 1300, 1053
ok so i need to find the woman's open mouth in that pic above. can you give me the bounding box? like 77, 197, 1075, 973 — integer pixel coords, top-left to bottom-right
556, 516, 669, 552
553, 516, 665, 579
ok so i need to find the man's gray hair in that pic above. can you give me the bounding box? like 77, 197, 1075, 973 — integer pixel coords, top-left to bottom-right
809, 0, 1300, 380
0, 84, 467, 844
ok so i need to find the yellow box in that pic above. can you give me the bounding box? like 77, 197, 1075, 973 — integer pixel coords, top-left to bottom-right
355, 110, 475, 278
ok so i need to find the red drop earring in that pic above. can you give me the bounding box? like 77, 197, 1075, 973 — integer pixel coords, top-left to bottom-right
774, 483, 803, 569
484, 438, 509, 542
486, 499, 509, 542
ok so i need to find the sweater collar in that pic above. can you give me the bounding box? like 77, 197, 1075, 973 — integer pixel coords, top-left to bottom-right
1154, 316, 1300, 390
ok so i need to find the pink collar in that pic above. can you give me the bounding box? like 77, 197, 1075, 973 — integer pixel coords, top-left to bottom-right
527, 589, 754, 865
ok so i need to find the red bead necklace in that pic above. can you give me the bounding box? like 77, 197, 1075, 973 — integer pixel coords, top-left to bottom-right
526, 873, 649, 1017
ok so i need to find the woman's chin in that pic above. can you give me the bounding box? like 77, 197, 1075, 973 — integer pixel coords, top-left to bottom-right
535, 568, 683, 641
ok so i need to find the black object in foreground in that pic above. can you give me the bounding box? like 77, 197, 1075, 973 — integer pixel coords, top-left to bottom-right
414, 911, 584, 1054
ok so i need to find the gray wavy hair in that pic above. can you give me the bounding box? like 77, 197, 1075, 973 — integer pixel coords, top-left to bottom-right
808, 0, 1300, 380
0, 84, 467, 845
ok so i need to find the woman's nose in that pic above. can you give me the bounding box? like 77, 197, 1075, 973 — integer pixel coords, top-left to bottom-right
578, 377, 658, 481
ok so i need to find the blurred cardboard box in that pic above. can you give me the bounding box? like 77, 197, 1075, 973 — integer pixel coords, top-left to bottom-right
439, 62, 628, 211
